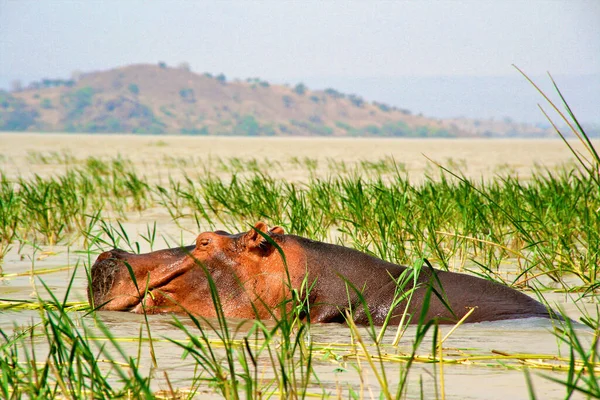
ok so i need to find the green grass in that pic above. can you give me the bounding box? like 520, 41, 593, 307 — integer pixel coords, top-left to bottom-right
2, 151, 597, 291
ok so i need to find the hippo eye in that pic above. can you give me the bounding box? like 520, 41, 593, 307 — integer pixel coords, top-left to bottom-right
199, 238, 211, 246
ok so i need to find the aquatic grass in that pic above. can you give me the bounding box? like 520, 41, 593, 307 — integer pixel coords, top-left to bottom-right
0, 156, 155, 256
26, 150, 77, 166
340, 257, 466, 399
155, 177, 197, 228
3, 143, 599, 291
0, 273, 154, 398
540, 307, 600, 398
2, 156, 598, 292
515, 66, 600, 187
513, 67, 600, 399
0, 265, 74, 279
0, 299, 89, 312
239, 226, 317, 398
0, 175, 20, 262
169, 265, 243, 398
425, 155, 598, 289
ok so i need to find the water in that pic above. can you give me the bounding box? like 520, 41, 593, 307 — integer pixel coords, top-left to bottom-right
1, 252, 592, 399
1, 133, 598, 398
0, 133, 592, 184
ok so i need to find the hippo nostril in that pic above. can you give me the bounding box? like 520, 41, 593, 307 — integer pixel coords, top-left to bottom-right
88, 251, 123, 310
95, 250, 113, 262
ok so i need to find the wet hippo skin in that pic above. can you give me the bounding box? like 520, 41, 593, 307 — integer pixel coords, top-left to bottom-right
88, 222, 557, 325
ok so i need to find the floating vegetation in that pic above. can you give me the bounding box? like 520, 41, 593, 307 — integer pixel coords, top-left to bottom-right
0, 299, 89, 312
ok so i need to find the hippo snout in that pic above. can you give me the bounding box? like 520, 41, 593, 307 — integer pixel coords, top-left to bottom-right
88, 249, 127, 310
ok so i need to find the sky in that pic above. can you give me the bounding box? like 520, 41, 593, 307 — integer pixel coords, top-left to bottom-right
1, 0, 599, 123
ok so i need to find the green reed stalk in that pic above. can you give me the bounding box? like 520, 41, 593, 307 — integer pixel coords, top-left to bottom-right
514, 67, 600, 399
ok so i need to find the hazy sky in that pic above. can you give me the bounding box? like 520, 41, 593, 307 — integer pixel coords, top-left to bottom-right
1, 1, 598, 122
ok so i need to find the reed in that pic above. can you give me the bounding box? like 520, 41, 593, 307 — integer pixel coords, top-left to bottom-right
0, 272, 154, 399
3, 142, 598, 289
512, 67, 600, 399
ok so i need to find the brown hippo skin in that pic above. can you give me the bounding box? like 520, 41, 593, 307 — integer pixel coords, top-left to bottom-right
88, 222, 555, 325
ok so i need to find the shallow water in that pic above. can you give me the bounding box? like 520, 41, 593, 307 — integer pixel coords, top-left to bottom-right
1, 217, 596, 399
1, 257, 593, 400
1, 133, 599, 398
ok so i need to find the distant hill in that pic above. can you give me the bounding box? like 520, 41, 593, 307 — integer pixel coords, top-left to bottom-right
300, 74, 600, 126
0, 63, 553, 137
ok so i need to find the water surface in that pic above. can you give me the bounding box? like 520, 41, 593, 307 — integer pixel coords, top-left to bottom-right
1, 134, 597, 399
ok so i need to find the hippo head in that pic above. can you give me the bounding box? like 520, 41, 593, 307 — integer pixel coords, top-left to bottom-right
88, 222, 288, 317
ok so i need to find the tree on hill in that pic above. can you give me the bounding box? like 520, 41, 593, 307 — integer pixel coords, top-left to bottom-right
0, 91, 39, 130
294, 83, 307, 95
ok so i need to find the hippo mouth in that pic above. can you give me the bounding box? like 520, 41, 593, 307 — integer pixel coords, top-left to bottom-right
88, 251, 157, 312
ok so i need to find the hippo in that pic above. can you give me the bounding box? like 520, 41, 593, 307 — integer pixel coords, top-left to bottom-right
88, 222, 557, 325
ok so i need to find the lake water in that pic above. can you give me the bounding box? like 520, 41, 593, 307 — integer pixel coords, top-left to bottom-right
0, 133, 588, 183
1, 133, 598, 399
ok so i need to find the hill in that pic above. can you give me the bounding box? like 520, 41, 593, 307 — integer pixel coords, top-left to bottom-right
0, 63, 552, 137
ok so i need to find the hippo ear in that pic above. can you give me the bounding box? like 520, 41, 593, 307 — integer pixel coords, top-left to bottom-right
246, 222, 271, 249
269, 226, 285, 235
